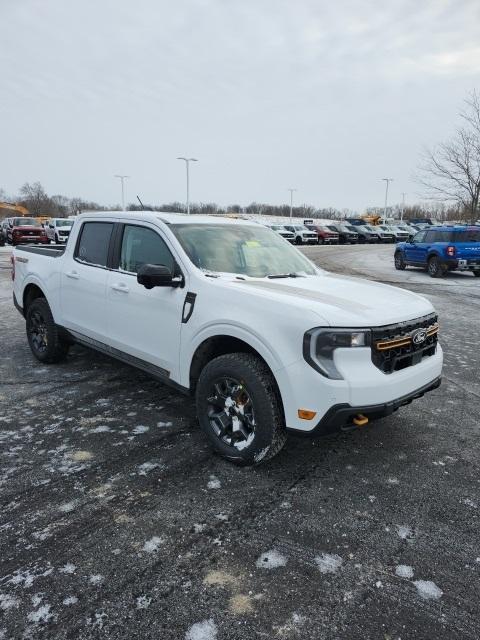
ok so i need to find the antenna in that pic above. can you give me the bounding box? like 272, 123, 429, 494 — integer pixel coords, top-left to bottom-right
136, 195, 145, 210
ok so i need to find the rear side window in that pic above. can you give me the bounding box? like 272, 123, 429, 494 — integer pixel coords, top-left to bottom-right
76, 222, 113, 267
453, 229, 480, 242
119, 225, 174, 274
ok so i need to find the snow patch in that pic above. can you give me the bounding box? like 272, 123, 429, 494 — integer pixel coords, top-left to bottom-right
157, 421, 173, 428
59, 563, 76, 574
89, 574, 104, 585
133, 425, 149, 435
207, 475, 221, 489
185, 618, 218, 640
396, 525, 413, 539
27, 604, 54, 623
414, 580, 443, 600
315, 553, 343, 574
143, 536, 165, 553
137, 461, 162, 475
396, 564, 414, 579
256, 549, 287, 570
0, 593, 20, 610
136, 595, 152, 609
59, 501, 77, 513
91, 425, 111, 433
63, 596, 78, 605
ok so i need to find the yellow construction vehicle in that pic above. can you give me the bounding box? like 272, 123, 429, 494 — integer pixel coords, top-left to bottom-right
361, 214, 382, 226
0, 202, 30, 218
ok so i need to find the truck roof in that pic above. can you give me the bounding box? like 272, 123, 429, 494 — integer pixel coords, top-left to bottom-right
76, 211, 260, 227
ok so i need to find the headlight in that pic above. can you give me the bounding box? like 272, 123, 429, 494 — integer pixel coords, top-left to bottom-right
303, 328, 371, 379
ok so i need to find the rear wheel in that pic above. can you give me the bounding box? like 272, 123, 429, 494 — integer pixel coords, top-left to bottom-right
196, 353, 287, 465
394, 251, 406, 270
427, 256, 445, 278
26, 298, 70, 363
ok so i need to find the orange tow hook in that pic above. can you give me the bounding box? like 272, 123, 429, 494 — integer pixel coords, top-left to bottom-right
353, 414, 369, 427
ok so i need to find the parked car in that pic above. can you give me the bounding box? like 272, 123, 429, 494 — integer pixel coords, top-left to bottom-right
266, 224, 295, 242
12, 211, 442, 465
306, 224, 339, 244
381, 225, 410, 242
7, 218, 48, 246
394, 225, 480, 278
44, 218, 74, 243
326, 224, 358, 244
283, 224, 318, 245
374, 225, 396, 243
345, 224, 378, 243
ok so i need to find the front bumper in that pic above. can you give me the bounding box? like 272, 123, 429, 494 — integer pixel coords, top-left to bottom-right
296, 376, 441, 437
12, 236, 48, 244
275, 343, 443, 433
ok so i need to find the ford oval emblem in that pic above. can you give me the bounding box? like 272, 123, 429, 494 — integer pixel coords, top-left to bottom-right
412, 328, 427, 346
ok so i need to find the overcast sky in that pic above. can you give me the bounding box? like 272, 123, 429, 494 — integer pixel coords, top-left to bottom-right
1, 0, 479, 211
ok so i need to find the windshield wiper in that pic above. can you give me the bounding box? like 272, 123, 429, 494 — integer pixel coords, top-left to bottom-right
267, 273, 304, 279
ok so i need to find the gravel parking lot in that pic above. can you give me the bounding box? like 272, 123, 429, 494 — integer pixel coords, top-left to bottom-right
1, 243, 479, 640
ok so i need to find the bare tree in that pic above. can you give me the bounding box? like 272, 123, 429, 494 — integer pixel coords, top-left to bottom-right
417, 90, 480, 223
19, 182, 51, 215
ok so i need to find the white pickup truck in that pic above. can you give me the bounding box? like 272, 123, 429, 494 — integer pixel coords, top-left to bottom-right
12, 211, 442, 465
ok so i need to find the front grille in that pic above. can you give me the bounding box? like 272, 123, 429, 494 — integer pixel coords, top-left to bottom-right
371, 313, 438, 374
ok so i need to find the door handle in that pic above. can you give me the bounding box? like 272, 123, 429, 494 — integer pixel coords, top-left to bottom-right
65, 271, 79, 280
111, 283, 129, 293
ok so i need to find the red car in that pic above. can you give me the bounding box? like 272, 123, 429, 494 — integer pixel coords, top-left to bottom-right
8, 218, 48, 246
306, 224, 339, 245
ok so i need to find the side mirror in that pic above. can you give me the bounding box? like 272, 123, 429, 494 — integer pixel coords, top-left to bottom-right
137, 264, 174, 289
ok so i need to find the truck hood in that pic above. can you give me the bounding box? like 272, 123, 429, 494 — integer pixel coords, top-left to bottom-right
230, 273, 434, 327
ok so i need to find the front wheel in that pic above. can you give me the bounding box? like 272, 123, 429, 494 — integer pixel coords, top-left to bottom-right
26, 298, 70, 363
427, 256, 445, 278
394, 251, 406, 270
195, 353, 287, 466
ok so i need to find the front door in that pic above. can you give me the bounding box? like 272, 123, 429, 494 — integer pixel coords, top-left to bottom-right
404, 230, 427, 263
105, 223, 186, 381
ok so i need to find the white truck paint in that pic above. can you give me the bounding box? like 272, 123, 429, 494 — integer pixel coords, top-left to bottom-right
12, 211, 442, 464
45, 218, 74, 243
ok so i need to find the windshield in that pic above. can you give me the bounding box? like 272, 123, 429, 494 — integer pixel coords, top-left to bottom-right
13, 217, 39, 226
56, 219, 73, 227
171, 224, 318, 277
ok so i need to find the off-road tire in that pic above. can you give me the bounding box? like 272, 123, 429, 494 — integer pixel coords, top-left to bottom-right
196, 353, 287, 466
26, 298, 70, 363
394, 251, 406, 270
427, 256, 445, 278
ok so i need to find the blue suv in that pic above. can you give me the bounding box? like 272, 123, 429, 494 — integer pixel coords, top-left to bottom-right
394, 225, 480, 278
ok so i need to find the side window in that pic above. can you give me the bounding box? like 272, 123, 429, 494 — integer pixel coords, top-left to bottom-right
413, 231, 426, 243
423, 230, 435, 242
75, 222, 113, 267
119, 225, 174, 274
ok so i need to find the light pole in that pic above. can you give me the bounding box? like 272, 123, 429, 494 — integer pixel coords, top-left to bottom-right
288, 188, 297, 220
381, 178, 393, 224
401, 192, 407, 221
177, 157, 198, 214
114, 175, 129, 211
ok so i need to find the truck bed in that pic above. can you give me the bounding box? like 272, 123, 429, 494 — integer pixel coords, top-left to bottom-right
15, 244, 66, 258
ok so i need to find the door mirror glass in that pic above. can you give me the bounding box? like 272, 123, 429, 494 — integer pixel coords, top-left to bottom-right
137, 264, 173, 289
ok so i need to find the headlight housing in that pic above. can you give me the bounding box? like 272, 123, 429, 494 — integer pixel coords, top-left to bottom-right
303, 328, 371, 379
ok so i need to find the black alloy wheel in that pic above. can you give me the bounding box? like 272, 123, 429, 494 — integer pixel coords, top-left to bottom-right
394, 252, 406, 270
207, 377, 255, 451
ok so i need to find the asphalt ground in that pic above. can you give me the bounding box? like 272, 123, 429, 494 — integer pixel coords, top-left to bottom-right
0, 243, 479, 640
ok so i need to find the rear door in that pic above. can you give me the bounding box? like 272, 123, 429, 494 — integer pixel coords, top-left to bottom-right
104, 222, 186, 380
60, 220, 114, 341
